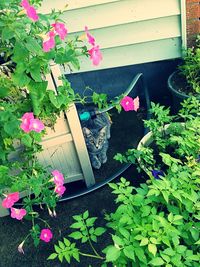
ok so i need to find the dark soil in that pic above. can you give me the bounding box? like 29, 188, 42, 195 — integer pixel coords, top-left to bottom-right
0, 109, 145, 267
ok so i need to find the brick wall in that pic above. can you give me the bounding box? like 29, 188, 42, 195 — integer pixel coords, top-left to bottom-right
186, 0, 200, 46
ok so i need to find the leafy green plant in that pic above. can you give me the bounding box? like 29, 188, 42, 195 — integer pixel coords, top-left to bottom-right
0, 0, 105, 251
178, 35, 200, 95
48, 210, 106, 264
49, 97, 200, 266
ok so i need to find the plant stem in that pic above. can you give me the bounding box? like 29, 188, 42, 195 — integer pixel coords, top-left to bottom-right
79, 252, 104, 260
37, 217, 51, 228
83, 219, 102, 258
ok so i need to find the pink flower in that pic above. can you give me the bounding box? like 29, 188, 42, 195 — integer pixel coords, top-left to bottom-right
85, 26, 95, 46
133, 96, 140, 111
26, 6, 39, 22
55, 185, 66, 196
20, 113, 44, 133
120, 96, 134, 111
42, 31, 56, 52
29, 118, 45, 133
20, 0, 39, 22
40, 229, 53, 243
88, 45, 102, 66
21, 0, 29, 9
51, 170, 64, 186
2, 192, 20, 208
10, 208, 27, 220
52, 22, 68, 40
120, 96, 140, 112
20, 112, 34, 133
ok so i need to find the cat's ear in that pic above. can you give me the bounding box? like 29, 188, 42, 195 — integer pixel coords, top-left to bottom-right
82, 127, 91, 135
100, 126, 107, 134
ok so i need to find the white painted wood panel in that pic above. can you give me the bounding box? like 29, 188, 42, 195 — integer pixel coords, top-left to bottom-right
40, 0, 185, 73
63, 38, 182, 73
59, 0, 180, 33
69, 16, 181, 49
39, 0, 120, 13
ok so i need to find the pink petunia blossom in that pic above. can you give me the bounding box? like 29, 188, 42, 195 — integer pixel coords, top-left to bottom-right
21, 0, 30, 9
133, 96, 140, 111
26, 6, 39, 22
10, 208, 27, 220
20, 112, 34, 133
85, 26, 95, 46
2, 192, 20, 208
88, 45, 102, 66
42, 31, 56, 52
55, 185, 66, 196
40, 229, 53, 243
51, 170, 64, 186
52, 22, 68, 40
21, 0, 39, 22
29, 118, 45, 133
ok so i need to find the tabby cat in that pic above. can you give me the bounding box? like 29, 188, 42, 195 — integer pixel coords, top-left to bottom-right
80, 108, 111, 169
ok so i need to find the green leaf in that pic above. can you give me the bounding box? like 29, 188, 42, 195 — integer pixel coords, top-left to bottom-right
58, 241, 65, 250
47, 253, 57, 260
28, 81, 48, 115
58, 254, 63, 262
25, 37, 42, 55
83, 210, 89, 219
119, 227, 130, 240
124, 246, 135, 260
2, 27, 14, 41
140, 238, 149, 246
63, 238, 70, 246
12, 71, 31, 87
72, 215, 82, 221
70, 221, 83, 229
134, 247, 146, 263
68, 231, 82, 240
64, 253, 70, 263
148, 243, 157, 256
94, 227, 106, 236
190, 228, 199, 241
54, 245, 61, 253
162, 191, 169, 203
149, 257, 165, 266
4, 120, 20, 137
72, 251, 80, 262
106, 246, 121, 262
21, 135, 33, 147
86, 217, 97, 227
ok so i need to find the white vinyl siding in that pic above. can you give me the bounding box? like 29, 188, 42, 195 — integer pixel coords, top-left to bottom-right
40, 0, 186, 72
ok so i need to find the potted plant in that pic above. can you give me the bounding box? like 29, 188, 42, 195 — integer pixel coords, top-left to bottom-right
168, 35, 200, 112
0, 0, 141, 252
0, 0, 105, 248
49, 97, 200, 266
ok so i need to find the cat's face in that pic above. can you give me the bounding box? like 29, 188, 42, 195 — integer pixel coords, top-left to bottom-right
82, 126, 107, 152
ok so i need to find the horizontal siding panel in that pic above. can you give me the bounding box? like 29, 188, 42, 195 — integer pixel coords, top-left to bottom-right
69, 16, 181, 49
59, 0, 180, 33
39, 0, 120, 13
63, 38, 182, 73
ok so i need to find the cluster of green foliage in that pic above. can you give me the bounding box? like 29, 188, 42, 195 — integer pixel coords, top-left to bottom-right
0, 0, 93, 247
49, 97, 200, 266
178, 35, 200, 95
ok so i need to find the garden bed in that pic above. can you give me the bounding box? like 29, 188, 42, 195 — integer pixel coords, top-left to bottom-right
0, 109, 145, 267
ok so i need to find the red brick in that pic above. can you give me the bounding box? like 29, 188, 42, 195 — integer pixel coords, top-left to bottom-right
186, 19, 200, 35
187, 34, 198, 47
186, 3, 200, 19
186, 0, 199, 4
